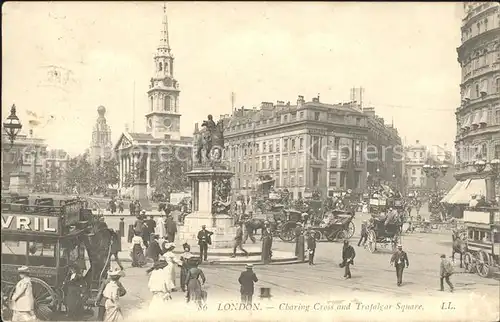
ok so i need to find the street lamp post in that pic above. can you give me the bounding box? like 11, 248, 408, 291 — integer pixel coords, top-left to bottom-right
3, 104, 23, 147
422, 164, 449, 192
473, 159, 500, 202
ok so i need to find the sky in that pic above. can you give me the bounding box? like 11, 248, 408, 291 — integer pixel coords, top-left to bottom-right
2, 1, 464, 156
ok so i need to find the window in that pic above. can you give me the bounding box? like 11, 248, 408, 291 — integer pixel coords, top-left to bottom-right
164, 96, 171, 111
314, 112, 320, 121
275, 156, 280, 169
495, 144, 500, 159
276, 141, 280, 152
283, 156, 288, 169
299, 138, 304, 150
283, 177, 288, 187
159, 62, 163, 71
268, 157, 273, 169
312, 168, 320, 187
150, 97, 154, 111
290, 176, 295, 186
496, 109, 500, 124
496, 78, 500, 94
299, 111, 304, 118
290, 155, 296, 168
356, 118, 361, 126
269, 142, 273, 153
299, 175, 303, 186
243, 163, 247, 173
284, 139, 288, 152
476, 84, 480, 98
480, 143, 488, 159
477, 22, 481, 34
412, 169, 416, 175
284, 115, 288, 122
291, 139, 296, 150
261, 157, 265, 170
263, 142, 267, 153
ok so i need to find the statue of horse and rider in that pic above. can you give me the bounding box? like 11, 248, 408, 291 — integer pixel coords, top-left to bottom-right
195, 114, 225, 164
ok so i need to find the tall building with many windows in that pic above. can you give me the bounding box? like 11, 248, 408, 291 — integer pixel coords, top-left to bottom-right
453, 2, 500, 198
222, 96, 371, 198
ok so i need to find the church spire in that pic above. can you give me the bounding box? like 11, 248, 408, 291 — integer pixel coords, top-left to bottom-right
159, 2, 170, 52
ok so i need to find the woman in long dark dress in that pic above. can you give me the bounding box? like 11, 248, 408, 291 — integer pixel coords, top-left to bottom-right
184, 260, 206, 308
130, 232, 146, 267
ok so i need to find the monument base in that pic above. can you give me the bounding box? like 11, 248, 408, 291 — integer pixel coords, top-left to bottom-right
133, 182, 152, 211
9, 172, 29, 195
178, 211, 236, 248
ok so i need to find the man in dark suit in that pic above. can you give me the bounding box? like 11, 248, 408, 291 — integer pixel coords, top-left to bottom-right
146, 234, 163, 264
165, 214, 178, 242
306, 231, 317, 265
341, 240, 355, 279
197, 225, 213, 262
390, 244, 409, 286
238, 264, 258, 305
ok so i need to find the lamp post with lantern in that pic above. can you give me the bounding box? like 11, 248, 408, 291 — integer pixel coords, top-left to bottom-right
2, 104, 27, 193
422, 164, 449, 192
3, 104, 23, 147
473, 159, 500, 203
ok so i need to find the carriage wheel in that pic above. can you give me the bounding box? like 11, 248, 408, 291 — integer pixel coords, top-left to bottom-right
347, 222, 355, 238
367, 230, 377, 253
463, 252, 475, 273
336, 230, 348, 241
279, 222, 296, 242
325, 230, 337, 242
9, 278, 57, 321
476, 251, 491, 278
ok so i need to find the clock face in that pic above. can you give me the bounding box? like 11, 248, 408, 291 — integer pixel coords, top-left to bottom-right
163, 118, 172, 128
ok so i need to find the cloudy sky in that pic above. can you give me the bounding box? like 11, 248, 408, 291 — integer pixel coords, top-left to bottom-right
2, 1, 463, 155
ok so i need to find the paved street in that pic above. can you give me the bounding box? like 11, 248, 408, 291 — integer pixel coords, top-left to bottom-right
105, 209, 499, 321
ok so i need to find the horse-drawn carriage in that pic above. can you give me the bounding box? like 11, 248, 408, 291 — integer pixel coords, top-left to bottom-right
366, 216, 401, 253
276, 209, 304, 242
369, 197, 387, 215
309, 210, 356, 242
457, 207, 500, 278
1, 195, 113, 320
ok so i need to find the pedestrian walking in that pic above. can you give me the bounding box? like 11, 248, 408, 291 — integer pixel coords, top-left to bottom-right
185, 259, 207, 309
243, 214, 256, 244
145, 215, 156, 239
232, 222, 249, 258
390, 244, 409, 286
101, 268, 126, 322
96, 271, 126, 321
238, 264, 258, 305
180, 243, 194, 291
197, 225, 213, 262
10, 266, 36, 322
146, 234, 163, 264
109, 229, 124, 270
146, 261, 171, 313
162, 243, 183, 292
165, 214, 177, 243
129, 201, 135, 216
306, 231, 316, 265
133, 214, 147, 247
440, 254, 454, 292
118, 199, 124, 213
261, 221, 273, 263
130, 232, 147, 267
357, 220, 368, 247
340, 240, 355, 279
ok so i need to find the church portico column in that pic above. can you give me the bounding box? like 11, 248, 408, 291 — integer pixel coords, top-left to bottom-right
146, 152, 151, 186
119, 153, 123, 189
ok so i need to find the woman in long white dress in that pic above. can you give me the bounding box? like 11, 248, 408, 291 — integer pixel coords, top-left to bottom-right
146, 261, 171, 313
102, 268, 125, 322
161, 243, 183, 291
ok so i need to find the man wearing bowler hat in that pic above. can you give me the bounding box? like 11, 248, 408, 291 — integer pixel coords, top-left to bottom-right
238, 264, 258, 305
390, 244, 409, 286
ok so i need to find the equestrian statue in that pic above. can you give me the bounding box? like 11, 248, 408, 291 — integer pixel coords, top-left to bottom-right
195, 114, 225, 164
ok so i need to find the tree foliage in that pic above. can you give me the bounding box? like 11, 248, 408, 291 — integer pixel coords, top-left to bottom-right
150, 152, 190, 195
63, 154, 120, 194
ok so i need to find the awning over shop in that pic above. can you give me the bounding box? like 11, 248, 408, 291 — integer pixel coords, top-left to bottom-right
446, 179, 487, 204
441, 180, 467, 203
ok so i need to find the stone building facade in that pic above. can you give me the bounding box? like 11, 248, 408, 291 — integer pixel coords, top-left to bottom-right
222, 96, 370, 198
114, 6, 192, 197
455, 2, 500, 181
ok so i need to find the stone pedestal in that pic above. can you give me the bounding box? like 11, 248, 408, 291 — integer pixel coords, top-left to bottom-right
9, 172, 29, 195
133, 181, 152, 211
178, 167, 235, 248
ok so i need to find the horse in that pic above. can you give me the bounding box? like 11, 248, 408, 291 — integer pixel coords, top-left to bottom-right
195, 122, 224, 163
451, 229, 467, 268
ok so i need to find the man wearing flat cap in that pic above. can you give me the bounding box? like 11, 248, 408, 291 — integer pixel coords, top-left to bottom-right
238, 264, 258, 305
390, 244, 409, 286
10, 266, 36, 321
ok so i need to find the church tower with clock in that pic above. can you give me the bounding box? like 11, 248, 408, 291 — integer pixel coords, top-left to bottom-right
146, 4, 181, 140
